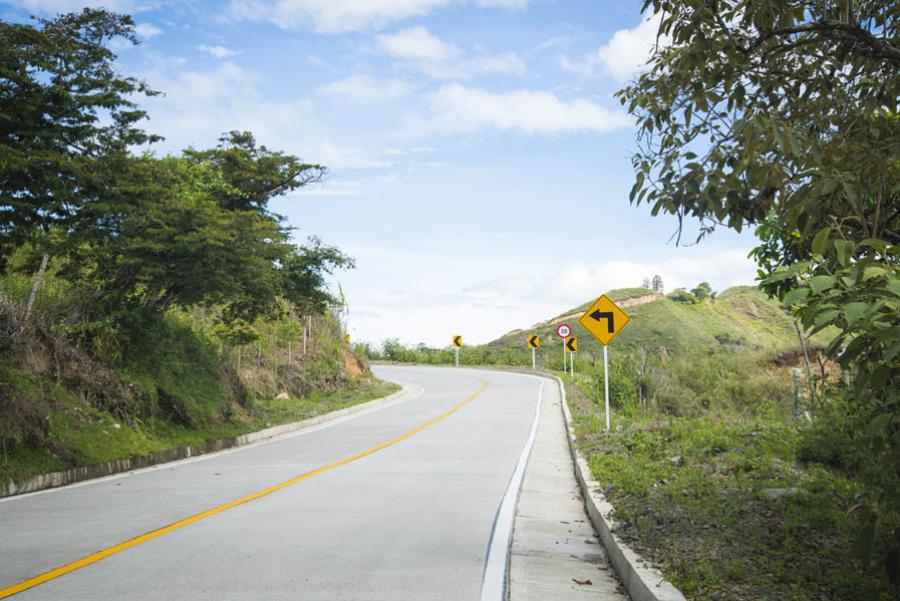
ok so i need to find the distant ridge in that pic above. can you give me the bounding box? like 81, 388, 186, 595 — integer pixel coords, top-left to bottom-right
487, 286, 825, 356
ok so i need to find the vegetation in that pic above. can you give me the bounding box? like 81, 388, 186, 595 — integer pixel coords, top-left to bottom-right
367, 286, 830, 374
568, 382, 893, 599
618, 0, 899, 592
0, 9, 378, 488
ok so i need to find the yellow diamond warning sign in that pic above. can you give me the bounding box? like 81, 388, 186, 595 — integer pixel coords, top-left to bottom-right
579, 295, 631, 345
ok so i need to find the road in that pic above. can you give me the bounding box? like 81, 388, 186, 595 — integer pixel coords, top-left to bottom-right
0, 366, 545, 600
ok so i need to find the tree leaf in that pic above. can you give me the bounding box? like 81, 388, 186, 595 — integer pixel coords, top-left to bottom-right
782, 287, 809, 307
807, 275, 836, 294
886, 279, 900, 298
834, 240, 855, 267
862, 266, 886, 281
842, 302, 869, 327
811, 228, 831, 255
813, 308, 840, 328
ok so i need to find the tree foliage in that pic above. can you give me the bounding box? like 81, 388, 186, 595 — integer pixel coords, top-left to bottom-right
619, 0, 899, 583
0, 9, 158, 261
0, 9, 352, 333
621, 0, 898, 243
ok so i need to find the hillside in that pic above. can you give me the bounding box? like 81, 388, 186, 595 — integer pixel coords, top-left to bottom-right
487, 285, 827, 361
0, 267, 393, 491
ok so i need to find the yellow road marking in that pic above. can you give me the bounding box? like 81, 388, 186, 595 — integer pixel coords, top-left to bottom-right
0, 379, 490, 599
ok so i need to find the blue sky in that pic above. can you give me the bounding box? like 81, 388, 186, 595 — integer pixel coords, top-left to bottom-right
4, 0, 760, 346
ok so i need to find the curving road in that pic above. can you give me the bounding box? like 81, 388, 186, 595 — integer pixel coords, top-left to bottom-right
0, 366, 546, 600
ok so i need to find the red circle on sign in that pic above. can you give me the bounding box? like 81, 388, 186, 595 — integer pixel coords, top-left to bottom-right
556, 324, 571, 338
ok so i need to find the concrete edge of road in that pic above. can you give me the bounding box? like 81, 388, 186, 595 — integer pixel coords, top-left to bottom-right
0, 383, 417, 499
556, 376, 687, 601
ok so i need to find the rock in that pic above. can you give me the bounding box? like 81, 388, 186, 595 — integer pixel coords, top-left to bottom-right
669, 455, 683, 466
760, 487, 801, 499
275, 392, 290, 401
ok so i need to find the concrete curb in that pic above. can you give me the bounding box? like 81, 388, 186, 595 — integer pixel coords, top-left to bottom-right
555, 376, 687, 601
1, 384, 413, 498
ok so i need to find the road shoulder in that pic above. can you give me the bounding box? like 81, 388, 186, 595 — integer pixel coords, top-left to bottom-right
509, 378, 627, 600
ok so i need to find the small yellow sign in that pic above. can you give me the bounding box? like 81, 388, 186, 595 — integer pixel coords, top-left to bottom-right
579, 295, 631, 345
345, 334, 350, 344
528, 335, 540, 349
566, 336, 577, 352
452, 335, 463, 347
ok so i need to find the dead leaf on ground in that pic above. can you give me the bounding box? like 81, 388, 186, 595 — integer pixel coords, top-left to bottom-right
572, 578, 593, 586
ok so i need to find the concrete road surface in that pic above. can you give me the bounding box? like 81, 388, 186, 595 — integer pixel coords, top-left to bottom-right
0, 366, 545, 600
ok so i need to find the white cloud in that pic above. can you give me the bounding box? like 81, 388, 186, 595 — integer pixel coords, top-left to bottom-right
547, 250, 756, 303
292, 179, 365, 197
137, 59, 385, 171
377, 26, 525, 79
197, 44, 239, 59
476, 0, 526, 6
134, 23, 163, 39
12, 0, 140, 11
228, 0, 451, 33
414, 83, 630, 136
227, 0, 528, 33
317, 74, 413, 101
341, 245, 757, 346
564, 12, 667, 81
313, 141, 394, 169
377, 26, 460, 61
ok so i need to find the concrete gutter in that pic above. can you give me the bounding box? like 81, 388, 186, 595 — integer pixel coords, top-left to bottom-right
555, 376, 687, 601
1, 384, 414, 498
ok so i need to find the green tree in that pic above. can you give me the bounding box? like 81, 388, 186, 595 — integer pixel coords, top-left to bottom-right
60, 156, 287, 324
184, 131, 324, 213
691, 282, 714, 300
0, 9, 158, 311
280, 238, 354, 315
619, 0, 899, 581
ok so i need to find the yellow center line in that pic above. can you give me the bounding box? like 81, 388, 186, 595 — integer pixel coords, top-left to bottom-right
0, 378, 490, 599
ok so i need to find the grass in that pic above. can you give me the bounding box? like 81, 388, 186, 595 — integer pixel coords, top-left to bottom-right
371, 286, 833, 368
0, 377, 399, 486
498, 286, 832, 359
1, 265, 390, 489
564, 379, 896, 600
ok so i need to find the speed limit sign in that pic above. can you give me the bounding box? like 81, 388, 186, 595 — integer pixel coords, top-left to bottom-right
556, 324, 571, 338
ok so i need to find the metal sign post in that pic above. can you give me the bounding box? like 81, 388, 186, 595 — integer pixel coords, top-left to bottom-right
556, 324, 571, 373
603, 346, 610, 431
578, 295, 631, 433
566, 337, 577, 378
528, 336, 540, 370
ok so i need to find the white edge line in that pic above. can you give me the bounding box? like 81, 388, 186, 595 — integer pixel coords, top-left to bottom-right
0, 382, 424, 504
480, 376, 545, 601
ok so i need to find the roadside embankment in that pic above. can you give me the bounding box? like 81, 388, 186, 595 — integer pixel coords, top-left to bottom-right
561, 377, 895, 600
1, 377, 402, 497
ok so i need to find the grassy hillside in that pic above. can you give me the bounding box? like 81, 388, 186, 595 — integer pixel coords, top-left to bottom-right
489, 285, 828, 361
0, 269, 395, 490
368, 285, 831, 419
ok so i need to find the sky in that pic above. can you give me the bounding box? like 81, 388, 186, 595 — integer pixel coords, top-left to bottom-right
3, 0, 761, 347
